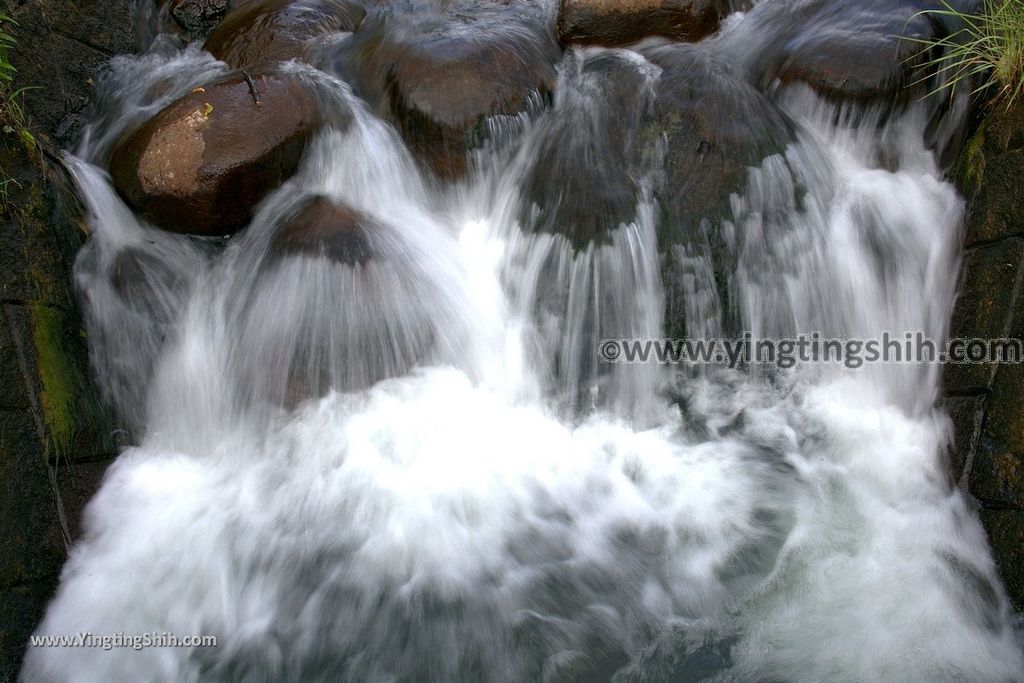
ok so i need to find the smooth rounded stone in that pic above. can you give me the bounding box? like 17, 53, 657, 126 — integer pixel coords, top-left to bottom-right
235, 201, 439, 407
642, 43, 796, 244
556, 0, 733, 47
519, 50, 656, 249
639, 43, 799, 335
109, 73, 321, 236
344, 5, 561, 179
205, 0, 366, 70
731, 0, 981, 103
269, 195, 373, 265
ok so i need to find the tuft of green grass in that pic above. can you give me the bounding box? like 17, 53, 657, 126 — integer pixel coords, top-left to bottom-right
909, 0, 1024, 108
0, 11, 17, 84
0, 11, 37, 210
0, 12, 31, 129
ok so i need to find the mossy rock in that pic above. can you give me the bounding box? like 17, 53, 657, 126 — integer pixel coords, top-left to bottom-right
28, 303, 83, 462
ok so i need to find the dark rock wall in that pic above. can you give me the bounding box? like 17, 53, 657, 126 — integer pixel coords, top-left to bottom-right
5, 0, 137, 147
947, 99, 1024, 612
0, 1, 132, 679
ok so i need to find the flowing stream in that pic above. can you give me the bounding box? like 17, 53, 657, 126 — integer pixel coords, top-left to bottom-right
22, 2, 1024, 681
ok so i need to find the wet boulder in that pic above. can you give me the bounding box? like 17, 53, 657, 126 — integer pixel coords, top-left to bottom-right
205, 0, 366, 70
519, 50, 657, 249
109, 73, 321, 236
344, 8, 561, 179
642, 43, 796, 246
232, 197, 444, 407
732, 0, 980, 103
269, 195, 373, 265
557, 0, 732, 47
640, 43, 799, 335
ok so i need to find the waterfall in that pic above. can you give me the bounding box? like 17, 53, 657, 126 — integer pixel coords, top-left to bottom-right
22, 4, 1024, 682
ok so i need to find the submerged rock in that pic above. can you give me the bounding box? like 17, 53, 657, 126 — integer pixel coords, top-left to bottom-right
232, 199, 442, 407
205, 0, 365, 70
344, 7, 561, 179
519, 50, 656, 249
109, 73, 321, 236
557, 0, 732, 47
269, 195, 373, 265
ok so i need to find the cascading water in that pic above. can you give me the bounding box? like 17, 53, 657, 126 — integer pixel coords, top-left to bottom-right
22, 1, 1024, 681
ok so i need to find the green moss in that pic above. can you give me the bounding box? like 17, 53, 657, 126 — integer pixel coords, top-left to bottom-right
29, 302, 78, 462
961, 122, 988, 195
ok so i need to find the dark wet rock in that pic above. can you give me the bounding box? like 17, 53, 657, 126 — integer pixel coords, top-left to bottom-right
5, 0, 136, 146
947, 97, 1024, 612
944, 101, 1024, 396
952, 104, 1024, 246
269, 196, 373, 265
733, 0, 981, 104
519, 50, 655, 249
235, 206, 439, 407
979, 510, 1024, 612
344, 7, 561, 178
0, 89, 120, 681
972, 314, 1024, 513
945, 395, 987, 483
641, 44, 798, 335
556, 0, 731, 47
944, 239, 1024, 393
205, 0, 366, 70
171, 0, 233, 37
644, 44, 796, 245
110, 73, 321, 236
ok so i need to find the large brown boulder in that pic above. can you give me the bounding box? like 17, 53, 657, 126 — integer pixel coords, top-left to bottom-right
345, 8, 561, 179
205, 0, 366, 70
109, 73, 321, 236
557, 0, 732, 47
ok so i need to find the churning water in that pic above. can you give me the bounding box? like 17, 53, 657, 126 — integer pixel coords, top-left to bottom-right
22, 3, 1024, 682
